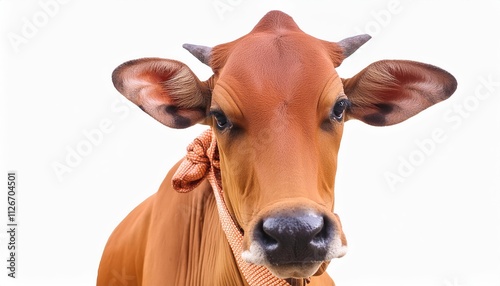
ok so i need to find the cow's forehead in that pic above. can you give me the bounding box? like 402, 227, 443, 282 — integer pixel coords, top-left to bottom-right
210, 20, 343, 124
210, 11, 344, 77
221, 32, 335, 80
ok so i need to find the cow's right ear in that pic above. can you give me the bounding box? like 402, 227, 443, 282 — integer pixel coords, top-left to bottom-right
112, 58, 211, 128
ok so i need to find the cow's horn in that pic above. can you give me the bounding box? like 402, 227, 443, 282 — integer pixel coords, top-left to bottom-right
337, 34, 371, 58
183, 43, 212, 66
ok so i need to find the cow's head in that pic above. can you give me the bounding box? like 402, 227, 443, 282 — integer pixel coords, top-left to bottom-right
111, 11, 457, 279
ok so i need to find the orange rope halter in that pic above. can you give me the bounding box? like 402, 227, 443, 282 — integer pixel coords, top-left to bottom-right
172, 129, 293, 286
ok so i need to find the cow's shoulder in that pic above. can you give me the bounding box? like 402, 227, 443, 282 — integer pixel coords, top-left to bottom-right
97, 193, 154, 285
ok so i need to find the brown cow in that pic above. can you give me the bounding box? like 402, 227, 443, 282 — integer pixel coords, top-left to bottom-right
97, 11, 457, 286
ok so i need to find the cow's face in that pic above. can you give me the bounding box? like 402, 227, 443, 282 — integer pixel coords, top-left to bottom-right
111, 11, 456, 279
209, 24, 351, 278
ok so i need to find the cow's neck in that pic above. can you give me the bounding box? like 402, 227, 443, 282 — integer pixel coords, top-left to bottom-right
184, 183, 308, 286
195, 184, 249, 285
170, 129, 313, 286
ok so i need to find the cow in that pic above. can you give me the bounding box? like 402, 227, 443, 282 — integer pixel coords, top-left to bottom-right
97, 10, 457, 286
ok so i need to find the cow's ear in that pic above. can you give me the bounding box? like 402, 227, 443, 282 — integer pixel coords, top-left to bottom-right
112, 58, 211, 128
342, 60, 457, 126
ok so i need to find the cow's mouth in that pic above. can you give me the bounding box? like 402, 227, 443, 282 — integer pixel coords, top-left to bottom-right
266, 261, 324, 279
242, 241, 340, 279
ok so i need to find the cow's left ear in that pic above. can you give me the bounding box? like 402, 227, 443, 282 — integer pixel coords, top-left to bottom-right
342, 60, 457, 126
112, 58, 211, 128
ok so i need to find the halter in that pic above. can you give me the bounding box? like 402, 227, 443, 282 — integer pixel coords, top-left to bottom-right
172, 129, 310, 286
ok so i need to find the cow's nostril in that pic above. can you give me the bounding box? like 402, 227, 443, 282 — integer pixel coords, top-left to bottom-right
258, 220, 279, 251
254, 211, 334, 264
311, 216, 333, 247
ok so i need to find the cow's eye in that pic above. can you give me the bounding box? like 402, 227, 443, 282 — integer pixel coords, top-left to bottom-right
331, 98, 350, 121
211, 110, 232, 131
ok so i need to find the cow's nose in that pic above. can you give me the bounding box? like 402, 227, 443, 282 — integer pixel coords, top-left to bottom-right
254, 210, 334, 264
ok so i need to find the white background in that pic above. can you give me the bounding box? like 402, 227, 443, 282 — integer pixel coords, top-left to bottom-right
1, 1, 499, 285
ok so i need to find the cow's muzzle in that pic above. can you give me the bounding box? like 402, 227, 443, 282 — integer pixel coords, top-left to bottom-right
242, 208, 347, 279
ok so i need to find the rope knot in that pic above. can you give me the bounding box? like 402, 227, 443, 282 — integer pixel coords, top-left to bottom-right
172, 129, 219, 193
